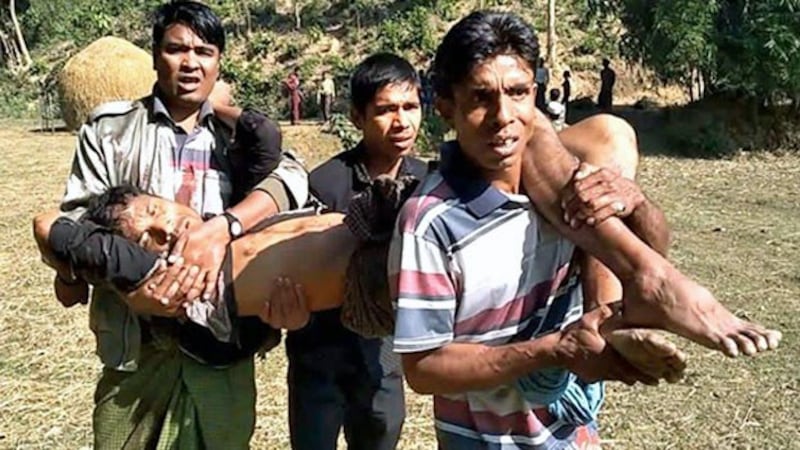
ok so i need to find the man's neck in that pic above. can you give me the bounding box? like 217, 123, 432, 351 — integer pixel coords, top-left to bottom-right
170, 106, 202, 133
364, 150, 404, 180
159, 94, 203, 133
486, 167, 521, 195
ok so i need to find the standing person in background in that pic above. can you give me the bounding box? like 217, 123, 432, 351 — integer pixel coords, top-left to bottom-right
546, 88, 567, 131
285, 68, 303, 124
535, 56, 549, 111
598, 58, 616, 111
419, 68, 434, 117
286, 53, 427, 450
318, 71, 336, 123
562, 69, 572, 114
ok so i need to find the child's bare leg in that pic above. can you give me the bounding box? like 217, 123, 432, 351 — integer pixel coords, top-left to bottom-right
535, 113, 781, 357
561, 116, 685, 383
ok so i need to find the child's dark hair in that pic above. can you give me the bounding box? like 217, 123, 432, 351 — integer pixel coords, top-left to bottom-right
82, 185, 144, 233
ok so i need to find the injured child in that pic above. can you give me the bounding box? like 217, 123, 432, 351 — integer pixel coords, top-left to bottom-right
34, 179, 687, 388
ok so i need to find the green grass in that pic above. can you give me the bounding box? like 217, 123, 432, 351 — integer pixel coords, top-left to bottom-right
0, 119, 797, 449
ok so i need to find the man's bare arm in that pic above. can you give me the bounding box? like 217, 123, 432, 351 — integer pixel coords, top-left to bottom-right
402, 305, 652, 395
522, 110, 780, 356
562, 163, 670, 256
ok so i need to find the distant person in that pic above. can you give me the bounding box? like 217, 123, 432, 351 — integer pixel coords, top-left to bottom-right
285, 68, 303, 124
598, 58, 616, 111
419, 68, 434, 116
318, 71, 335, 123
562, 69, 572, 109
546, 88, 567, 131
535, 57, 549, 111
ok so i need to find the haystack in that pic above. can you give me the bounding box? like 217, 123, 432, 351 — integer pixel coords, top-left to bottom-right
58, 36, 155, 130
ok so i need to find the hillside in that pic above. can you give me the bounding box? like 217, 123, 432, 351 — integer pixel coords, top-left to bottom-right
1, 0, 684, 121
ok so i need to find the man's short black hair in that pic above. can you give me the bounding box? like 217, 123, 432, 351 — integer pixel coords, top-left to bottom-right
152, 1, 226, 53
350, 53, 420, 114
82, 185, 144, 234
432, 11, 540, 99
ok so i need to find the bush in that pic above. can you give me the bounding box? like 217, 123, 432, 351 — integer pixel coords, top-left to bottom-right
325, 112, 360, 149
664, 120, 734, 157
0, 71, 40, 119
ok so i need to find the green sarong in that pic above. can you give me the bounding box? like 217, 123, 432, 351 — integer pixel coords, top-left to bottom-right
93, 339, 256, 450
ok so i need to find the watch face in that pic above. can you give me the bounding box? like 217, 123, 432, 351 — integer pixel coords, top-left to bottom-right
231, 221, 243, 237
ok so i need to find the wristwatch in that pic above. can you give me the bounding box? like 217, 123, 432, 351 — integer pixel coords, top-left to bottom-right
221, 211, 244, 239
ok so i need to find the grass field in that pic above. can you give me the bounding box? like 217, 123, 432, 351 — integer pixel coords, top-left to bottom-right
0, 119, 798, 449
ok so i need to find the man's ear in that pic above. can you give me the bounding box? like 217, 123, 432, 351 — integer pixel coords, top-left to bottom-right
349, 106, 364, 130
435, 97, 455, 128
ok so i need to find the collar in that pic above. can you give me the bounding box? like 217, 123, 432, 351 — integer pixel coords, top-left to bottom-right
152, 86, 214, 131
348, 141, 416, 189
438, 141, 512, 219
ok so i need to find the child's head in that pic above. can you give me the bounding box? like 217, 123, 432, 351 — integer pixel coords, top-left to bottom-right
549, 88, 561, 102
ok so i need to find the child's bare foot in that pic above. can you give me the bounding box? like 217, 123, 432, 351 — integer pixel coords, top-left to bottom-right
605, 328, 687, 383
623, 266, 781, 358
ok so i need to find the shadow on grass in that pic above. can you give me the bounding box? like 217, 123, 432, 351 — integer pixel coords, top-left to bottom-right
29, 125, 70, 134
566, 95, 800, 159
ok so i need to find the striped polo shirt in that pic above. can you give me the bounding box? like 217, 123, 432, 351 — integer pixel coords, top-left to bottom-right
390, 142, 598, 449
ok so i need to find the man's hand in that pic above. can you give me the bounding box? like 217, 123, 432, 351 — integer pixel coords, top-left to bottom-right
53, 274, 89, 307
259, 277, 310, 330
125, 258, 203, 316
168, 216, 229, 302
555, 304, 657, 386
561, 162, 645, 228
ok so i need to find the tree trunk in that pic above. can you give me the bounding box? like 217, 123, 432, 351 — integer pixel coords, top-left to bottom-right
0, 28, 21, 70
547, 0, 556, 67
243, 0, 252, 36
9, 0, 31, 68
293, 0, 302, 30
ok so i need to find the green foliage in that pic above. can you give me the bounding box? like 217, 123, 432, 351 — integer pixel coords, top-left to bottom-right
20, 0, 159, 48
376, 6, 438, 57
246, 31, 275, 59
664, 119, 734, 157
417, 114, 451, 157
610, 0, 800, 99
326, 112, 361, 149
716, 0, 800, 97
619, 0, 718, 84
220, 58, 273, 114
0, 71, 38, 118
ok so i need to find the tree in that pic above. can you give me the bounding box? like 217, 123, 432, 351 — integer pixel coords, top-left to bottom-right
547, 0, 556, 67
5, 0, 31, 70
293, 0, 301, 29
606, 0, 800, 103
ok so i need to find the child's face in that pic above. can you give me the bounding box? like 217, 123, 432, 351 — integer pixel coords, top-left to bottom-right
119, 195, 203, 254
